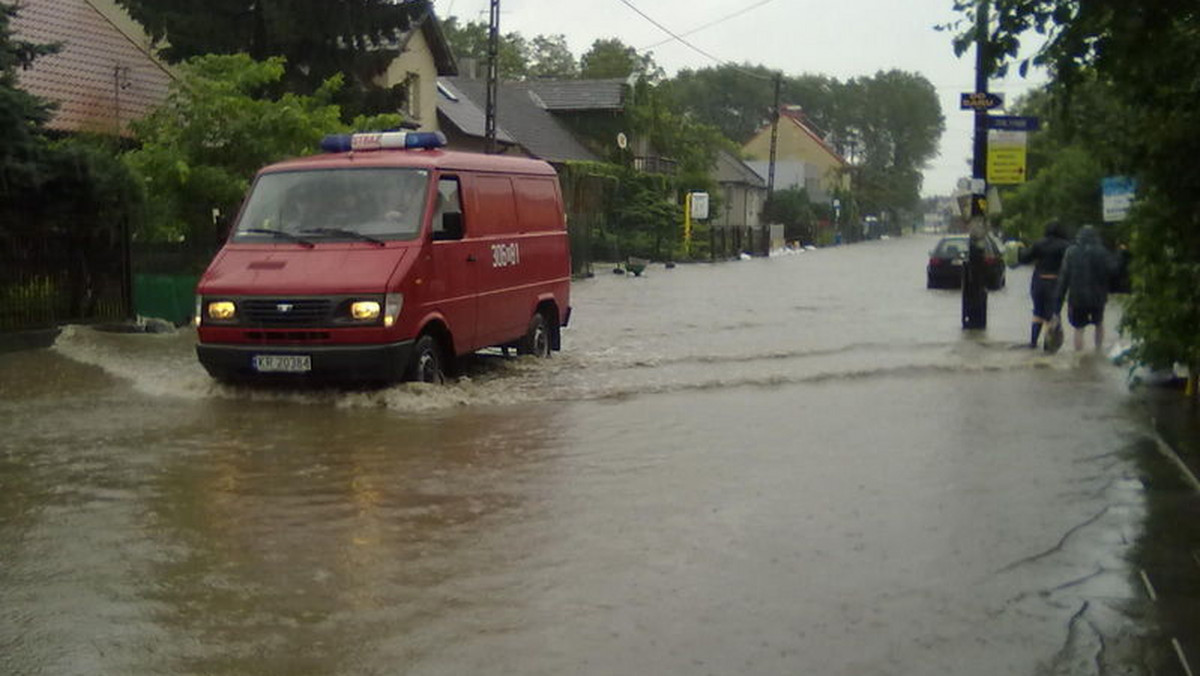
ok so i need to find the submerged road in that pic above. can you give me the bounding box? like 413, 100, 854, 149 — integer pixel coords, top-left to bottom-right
1, 234, 1197, 675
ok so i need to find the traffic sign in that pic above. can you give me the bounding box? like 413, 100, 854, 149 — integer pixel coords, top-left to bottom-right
1101, 176, 1136, 222
987, 115, 1040, 131
960, 92, 1004, 110
987, 130, 1028, 185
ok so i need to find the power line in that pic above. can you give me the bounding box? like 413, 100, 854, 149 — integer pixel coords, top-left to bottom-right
614, 0, 773, 80
641, 0, 779, 50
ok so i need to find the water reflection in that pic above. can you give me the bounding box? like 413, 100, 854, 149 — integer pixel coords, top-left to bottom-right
142, 400, 563, 675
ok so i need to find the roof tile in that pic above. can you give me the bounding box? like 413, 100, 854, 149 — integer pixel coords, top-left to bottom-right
11, 0, 173, 135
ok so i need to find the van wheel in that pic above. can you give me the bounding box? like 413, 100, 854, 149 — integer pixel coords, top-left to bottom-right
519, 312, 551, 358
407, 334, 445, 384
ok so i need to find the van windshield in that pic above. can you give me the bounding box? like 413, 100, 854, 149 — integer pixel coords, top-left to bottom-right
232, 168, 430, 243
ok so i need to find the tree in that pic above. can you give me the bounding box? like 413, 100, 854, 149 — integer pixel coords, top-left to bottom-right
527, 34, 577, 79
660, 64, 779, 143
840, 71, 944, 218
995, 78, 1132, 242
951, 0, 1200, 388
0, 0, 57, 228
580, 38, 662, 81
441, 16, 529, 80
122, 53, 402, 244
114, 0, 424, 118
762, 188, 828, 244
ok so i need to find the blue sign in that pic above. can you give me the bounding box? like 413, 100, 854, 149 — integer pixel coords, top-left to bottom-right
1101, 176, 1137, 222
987, 115, 1040, 132
960, 92, 1004, 110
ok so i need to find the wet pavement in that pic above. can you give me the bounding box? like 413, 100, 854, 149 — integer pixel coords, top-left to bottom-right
1, 234, 1198, 675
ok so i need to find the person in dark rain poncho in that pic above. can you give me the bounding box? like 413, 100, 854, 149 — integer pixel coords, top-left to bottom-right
1055, 225, 1121, 352
1017, 220, 1071, 349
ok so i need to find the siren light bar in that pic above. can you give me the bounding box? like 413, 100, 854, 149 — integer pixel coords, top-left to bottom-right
320, 131, 447, 153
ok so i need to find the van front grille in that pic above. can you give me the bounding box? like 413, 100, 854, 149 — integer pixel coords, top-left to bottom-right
241, 298, 333, 326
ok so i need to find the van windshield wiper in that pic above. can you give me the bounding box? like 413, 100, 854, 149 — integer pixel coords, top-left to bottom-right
299, 228, 386, 247
241, 228, 315, 248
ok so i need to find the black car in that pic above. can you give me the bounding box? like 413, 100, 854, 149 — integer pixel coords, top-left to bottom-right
926, 235, 1006, 290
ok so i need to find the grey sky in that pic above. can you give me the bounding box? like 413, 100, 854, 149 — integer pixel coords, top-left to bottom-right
433, 0, 1048, 198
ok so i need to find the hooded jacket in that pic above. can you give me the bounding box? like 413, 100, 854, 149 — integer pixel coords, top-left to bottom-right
1018, 221, 1071, 277
1056, 225, 1119, 309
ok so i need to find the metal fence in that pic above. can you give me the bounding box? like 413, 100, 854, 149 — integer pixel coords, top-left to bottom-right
0, 232, 131, 331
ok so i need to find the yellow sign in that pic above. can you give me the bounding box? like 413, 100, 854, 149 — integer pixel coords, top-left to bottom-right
987, 130, 1027, 185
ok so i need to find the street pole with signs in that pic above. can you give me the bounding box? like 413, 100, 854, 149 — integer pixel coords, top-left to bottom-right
961, 0, 993, 330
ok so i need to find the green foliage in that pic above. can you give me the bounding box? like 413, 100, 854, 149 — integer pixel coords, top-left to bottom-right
527, 34, 578, 79
441, 17, 531, 80
1000, 146, 1102, 240
662, 66, 942, 218
0, 1, 57, 218
763, 188, 831, 244
122, 53, 402, 243
1121, 194, 1200, 374
580, 38, 663, 82
841, 71, 944, 214
659, 64, 779, 143
627, 80, 734, 182
562, 161, 680, 261
42, 138, 145, 235
114, 0, 420, 118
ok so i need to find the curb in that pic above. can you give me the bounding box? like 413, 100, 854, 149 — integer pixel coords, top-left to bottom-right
0, 328, 61, 354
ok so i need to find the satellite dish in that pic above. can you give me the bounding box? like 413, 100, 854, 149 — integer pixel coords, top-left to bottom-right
616, 132, 628, 150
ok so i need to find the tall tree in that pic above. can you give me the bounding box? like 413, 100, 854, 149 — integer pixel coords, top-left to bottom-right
660, 64, 779, 143
0, 0, 57, 231
114, 0, 424, 118
579, 38, 662, 81
840, 70, 944, 215
527, 34, 577, 79
952, 0, 1200, 386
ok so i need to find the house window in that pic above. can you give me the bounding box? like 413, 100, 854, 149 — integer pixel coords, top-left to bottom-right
404, 73, 421, 120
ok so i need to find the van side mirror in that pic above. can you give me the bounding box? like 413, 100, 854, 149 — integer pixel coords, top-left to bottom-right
435, 212, 463, 240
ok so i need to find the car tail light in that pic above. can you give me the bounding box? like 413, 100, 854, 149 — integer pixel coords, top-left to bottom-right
929, 257, 943, 266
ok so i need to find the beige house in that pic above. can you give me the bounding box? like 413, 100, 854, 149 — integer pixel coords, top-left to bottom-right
379, 6, 458, 131
743, 105, 850, 202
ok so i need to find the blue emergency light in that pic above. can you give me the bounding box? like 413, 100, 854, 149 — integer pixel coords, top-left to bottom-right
320, 131, 447, 153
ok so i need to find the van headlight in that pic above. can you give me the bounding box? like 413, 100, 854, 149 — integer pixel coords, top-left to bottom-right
350, 300, 382, 321
206, 300, 237, 321
342, 294, 400, 326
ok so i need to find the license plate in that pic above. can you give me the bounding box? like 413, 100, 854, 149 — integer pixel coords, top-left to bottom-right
253, 354, 311, 373
951, 259, 964, 266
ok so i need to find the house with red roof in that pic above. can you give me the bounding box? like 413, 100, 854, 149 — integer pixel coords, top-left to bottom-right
742, 105, 850, 203
11, 0, 174, 137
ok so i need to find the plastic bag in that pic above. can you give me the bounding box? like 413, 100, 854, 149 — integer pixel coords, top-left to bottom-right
1044, 316, 1064, 353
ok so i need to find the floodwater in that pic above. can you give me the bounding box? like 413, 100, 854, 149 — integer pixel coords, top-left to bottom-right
0, 235, 1192, 675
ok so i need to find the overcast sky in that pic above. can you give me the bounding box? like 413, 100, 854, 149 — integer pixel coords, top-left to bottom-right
431, 0, 1048, 198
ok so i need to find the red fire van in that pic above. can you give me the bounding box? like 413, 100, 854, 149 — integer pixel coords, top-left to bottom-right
194, 131, 571, 384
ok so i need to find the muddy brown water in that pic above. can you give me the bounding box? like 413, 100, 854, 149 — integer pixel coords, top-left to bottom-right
1, 235, 1192, 675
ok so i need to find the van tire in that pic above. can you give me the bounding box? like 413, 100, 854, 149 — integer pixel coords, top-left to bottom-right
407, 334, 445, 384
519, 311, 551, 358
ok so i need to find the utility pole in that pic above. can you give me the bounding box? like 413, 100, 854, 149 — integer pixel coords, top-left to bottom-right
766, 72, 781, 198
484, 0, 500, 154
962, 0, 990, 329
